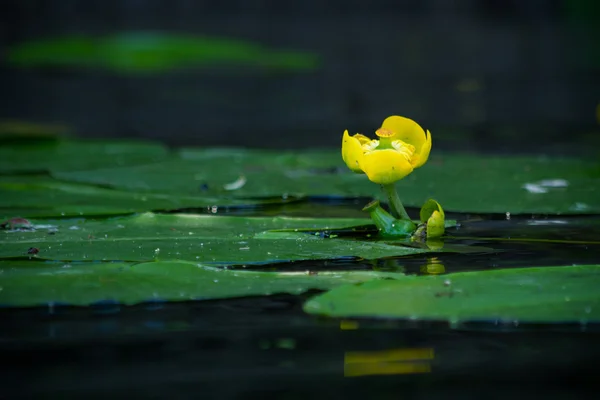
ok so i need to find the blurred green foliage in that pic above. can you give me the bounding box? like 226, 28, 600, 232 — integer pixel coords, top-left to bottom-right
7, 32, 319, 73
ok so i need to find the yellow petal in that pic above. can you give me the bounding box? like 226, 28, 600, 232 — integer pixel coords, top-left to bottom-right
341, 130, 366, 173
354, 133, 371, 145
361, 149, 414, 184
412, 129, 432, 168
380, 116, 429, 159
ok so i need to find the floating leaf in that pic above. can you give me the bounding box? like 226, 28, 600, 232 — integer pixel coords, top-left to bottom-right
52, 147, 600, 215
0, 176, 285, 219
0, 213, 464, 264
303, 265, 600, 323
0, 260, 400, 307
0, 139, 168, 174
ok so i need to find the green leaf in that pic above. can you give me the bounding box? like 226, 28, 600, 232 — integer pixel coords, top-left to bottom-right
53, 148, 600, 214
0, 260, 400, 307
52, 150, 337, 196
8, 33, 319, 73
0, 213, 461, 264
0, 139, 168, 174
0, 176, 286, 219
303, 265, 600, 323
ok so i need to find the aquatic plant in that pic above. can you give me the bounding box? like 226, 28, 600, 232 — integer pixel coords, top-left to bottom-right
342, 115, 445, 239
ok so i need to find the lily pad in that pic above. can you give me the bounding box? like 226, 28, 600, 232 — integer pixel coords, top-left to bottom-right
0, 139, 168, 174
0, 260, 399, 307
0, 213, 464, 264
53, 147, 600, 215
303, 265, 600, 323
0, 176, 285, 219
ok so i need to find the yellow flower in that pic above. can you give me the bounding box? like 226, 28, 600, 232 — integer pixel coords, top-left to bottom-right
341, 116, 432, 184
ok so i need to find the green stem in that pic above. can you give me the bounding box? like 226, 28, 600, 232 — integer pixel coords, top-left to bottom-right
362, 200, 416, 238
381, 183, 411, 221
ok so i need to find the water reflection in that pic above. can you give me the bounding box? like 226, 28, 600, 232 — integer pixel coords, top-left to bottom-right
344, 347, 434, 377
420, 257, 446, 275
340, 320, 434, 377
425, 239, 444, 250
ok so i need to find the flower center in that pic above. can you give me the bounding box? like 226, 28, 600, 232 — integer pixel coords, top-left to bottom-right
374, 128, 401, 150
361, 130, 415, 161
361, 140, 379, 152
375, 128, 395, 138
392, 140, 415, 161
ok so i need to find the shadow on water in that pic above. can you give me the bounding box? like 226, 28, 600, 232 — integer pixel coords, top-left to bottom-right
2, 197, 600, 398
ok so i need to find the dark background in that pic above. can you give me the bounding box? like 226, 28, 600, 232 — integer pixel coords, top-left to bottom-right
1, 0, 599, 154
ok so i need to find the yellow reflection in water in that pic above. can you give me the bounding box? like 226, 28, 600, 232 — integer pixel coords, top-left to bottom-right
420, 256, 445, 275
340, 320, 359, 330
344, 347, 434, 377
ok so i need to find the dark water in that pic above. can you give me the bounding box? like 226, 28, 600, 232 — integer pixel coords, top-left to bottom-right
2, 199, 600, 399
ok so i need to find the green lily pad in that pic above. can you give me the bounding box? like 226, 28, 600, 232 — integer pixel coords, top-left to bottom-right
0, 260, 399, 307
303, 265, 600, 323
52, 151, 341, 196
0, 213, 464, 264
0, 176, 287, 219
53, 147, 600, 215
0, 139, 168, 174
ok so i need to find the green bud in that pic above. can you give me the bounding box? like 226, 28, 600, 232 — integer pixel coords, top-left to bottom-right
419, 199, 446, 239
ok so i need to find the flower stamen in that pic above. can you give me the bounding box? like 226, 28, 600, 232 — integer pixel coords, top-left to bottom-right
392, 140, 415, 161
362, 140, 379, 152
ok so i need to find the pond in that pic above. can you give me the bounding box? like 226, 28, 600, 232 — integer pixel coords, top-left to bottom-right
1, 134, 599, 398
